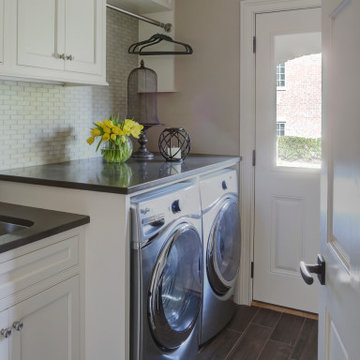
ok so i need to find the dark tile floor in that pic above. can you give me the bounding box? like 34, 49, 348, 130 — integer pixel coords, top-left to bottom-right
197, 305, 318, 360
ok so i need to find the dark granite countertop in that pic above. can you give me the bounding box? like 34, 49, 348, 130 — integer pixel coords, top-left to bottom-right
0, 155, 240, 194
0, 202, 89, 253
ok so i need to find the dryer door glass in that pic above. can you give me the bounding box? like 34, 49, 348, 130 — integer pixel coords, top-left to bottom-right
148, 224, 202, 350
207, 198, 241, 295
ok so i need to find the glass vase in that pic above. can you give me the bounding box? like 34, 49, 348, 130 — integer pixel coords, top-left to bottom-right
101, 137, 133, 163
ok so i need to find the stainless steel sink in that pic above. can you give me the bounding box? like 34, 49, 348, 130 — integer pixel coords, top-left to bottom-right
0, 216, 33, 236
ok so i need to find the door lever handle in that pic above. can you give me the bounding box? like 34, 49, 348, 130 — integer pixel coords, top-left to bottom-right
300, 254, 325, 285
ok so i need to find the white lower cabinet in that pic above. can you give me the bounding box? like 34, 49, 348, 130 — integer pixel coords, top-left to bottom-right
9, 276, 80, 360
0, 311, 9, 358
0, 228, 84, 360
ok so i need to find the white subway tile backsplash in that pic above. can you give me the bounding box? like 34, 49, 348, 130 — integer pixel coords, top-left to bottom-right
0, 10, 138, 170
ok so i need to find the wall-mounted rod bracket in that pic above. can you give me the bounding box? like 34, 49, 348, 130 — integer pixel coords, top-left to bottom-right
106, 4, 172, 32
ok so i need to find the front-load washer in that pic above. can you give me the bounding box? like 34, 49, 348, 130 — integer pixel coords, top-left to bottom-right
199, 169, 241, 345
130, 180, 202, 360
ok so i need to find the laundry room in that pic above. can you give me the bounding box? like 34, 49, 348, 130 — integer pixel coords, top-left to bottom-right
0, 0, 357, 359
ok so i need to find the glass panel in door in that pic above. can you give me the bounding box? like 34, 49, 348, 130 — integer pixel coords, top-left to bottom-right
213, 200, 240, 283
207, 198, 240, 296
275, 32, 322, 168
160, 227, 202, 332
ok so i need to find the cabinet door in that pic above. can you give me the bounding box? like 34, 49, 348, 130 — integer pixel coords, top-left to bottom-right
0, 0, 4, 64
0, 310, 9, 360
17, 0, 65, 70
64, 0, 104, 75
9, 276, 80, 360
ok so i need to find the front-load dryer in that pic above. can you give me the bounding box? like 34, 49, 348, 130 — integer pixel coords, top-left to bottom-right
130, 181, 202, 360
199, 169, 241, 345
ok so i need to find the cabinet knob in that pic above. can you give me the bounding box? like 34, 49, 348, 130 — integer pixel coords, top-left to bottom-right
66, 55, 74, 61
54, 53, 65, 60
0, 328, 12, 338
12, 321, 23, 332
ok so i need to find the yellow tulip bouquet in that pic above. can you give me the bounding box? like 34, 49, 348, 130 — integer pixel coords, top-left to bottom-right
87, 115, 143, 163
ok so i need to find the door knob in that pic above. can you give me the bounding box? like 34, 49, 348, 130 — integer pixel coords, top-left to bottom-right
12, 321, 23, 331
300, 254, 325, 285
0, 328, 12, 338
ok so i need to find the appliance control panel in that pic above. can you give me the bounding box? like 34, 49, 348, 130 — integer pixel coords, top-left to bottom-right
131, 181, 201, 242
199, 169, 238, 209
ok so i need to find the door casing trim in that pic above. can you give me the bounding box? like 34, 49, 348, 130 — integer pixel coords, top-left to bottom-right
238, 0, 321, 305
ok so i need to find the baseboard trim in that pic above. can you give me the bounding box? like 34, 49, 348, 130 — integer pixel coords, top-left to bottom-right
251, 300, 318, 320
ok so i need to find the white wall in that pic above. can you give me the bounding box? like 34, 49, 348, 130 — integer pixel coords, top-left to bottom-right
0, 10, 138, 170
147, 0, 241, 156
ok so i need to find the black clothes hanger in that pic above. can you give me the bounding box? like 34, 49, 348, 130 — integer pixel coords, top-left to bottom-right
128, 34, 193, 55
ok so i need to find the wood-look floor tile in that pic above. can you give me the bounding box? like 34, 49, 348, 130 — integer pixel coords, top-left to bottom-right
227, 324, 272, 360
252, 308, 281, 328
291, 318, 318, 360
227, 305, 258, 333
197, 329, 240, 360
258, 340, 292, 360
270, 313, 305, 346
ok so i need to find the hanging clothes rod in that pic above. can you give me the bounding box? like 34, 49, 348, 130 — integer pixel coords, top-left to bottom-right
106, 4, 172, 32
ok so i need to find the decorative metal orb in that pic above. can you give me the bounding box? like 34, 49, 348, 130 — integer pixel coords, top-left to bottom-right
158, 128, 191, 162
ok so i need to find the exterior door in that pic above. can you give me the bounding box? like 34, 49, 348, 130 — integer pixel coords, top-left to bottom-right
318, 0, 360, 358
253, 8, 322, 313
9, 276, 80, 360
207, 196, 241, 296
148, 224, 202, 350
17, 0, 65, 70
64, 0, 103, 75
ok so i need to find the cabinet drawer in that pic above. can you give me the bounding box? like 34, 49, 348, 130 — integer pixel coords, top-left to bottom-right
0, 234, 79, 301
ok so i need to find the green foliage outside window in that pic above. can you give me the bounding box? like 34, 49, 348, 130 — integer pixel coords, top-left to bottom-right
277, 136, 321, 162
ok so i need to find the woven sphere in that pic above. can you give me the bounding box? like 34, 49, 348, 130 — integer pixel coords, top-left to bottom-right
158, 128, 191, 162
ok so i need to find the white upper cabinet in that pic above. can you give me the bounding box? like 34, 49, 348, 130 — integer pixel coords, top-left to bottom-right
0, 0, 106, 85
65, 0, 104, 75
0, 0, 4, 64
17, 0, 65, 70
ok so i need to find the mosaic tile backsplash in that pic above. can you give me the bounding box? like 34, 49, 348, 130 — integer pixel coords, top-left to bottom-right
0, 10, 138, 170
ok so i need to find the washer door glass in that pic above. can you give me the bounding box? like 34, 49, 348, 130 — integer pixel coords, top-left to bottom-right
207, 198, 241, 296
149, 223, 202, 351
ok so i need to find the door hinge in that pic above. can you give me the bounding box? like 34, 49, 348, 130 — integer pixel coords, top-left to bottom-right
251, 261, 254, 278
253, 36, 256, 53
252, 150, 256, 166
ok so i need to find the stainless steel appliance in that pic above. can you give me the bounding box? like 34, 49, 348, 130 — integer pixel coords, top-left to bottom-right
199, 169, 241, 345
130, 181, 202, 360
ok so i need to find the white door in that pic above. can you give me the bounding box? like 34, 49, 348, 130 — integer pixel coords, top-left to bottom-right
0, 0, 4, 65
17, 0, 65, 70
64, 0, 104, 75
9, 276, 80, 360
317, 0, 360, 358
253, 8, 322, 313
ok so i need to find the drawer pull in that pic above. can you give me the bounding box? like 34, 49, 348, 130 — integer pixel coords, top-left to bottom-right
0, 328, 12, 338
12, 321, 23, 332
